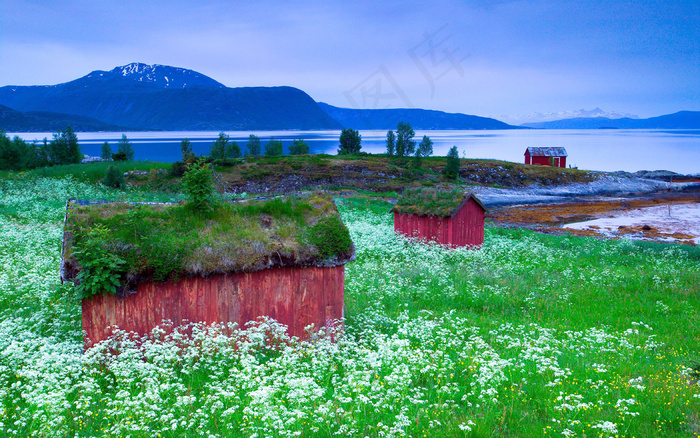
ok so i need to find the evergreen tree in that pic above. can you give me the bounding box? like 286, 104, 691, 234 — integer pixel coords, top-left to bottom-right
264, 138, 284, 156
395, 122, 415, 157
444, 146, 460, 180
100, 142, 112, 160
289, 138, 309, 155
246, 134, 261, 157
182, 161, 218, 215
180, 138, 194, 162
116, 134, 134, 161
338, 129, 361, 155
102, 165, 125, 188
225, 141, 242, 159
386, 130, 396, 156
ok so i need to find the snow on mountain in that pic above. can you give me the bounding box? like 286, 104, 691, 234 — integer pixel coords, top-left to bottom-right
496, 108, 640, 125
80, 63, 225, 89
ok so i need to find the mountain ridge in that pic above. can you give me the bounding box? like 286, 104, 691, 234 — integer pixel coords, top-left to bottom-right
522, 111, 700, 129
0, 63, 341, 131
318, 102, 517, 130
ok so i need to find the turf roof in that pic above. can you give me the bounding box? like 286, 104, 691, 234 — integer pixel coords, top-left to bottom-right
391, 188, 485, 218
61, 193, 355, 293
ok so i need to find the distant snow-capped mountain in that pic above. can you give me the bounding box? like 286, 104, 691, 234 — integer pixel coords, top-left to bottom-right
77, 62, 226, 89
496, 108, 640, 125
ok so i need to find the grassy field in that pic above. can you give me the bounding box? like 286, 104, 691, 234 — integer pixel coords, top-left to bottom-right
0, 174, 698, 437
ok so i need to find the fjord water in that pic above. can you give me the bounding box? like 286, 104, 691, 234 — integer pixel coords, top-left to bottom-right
9, 129, 700, 174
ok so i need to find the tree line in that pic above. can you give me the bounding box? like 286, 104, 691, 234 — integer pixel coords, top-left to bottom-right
3, 124, 462, 181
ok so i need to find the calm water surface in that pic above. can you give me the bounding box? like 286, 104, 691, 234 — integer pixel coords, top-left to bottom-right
8, 129, 700, 174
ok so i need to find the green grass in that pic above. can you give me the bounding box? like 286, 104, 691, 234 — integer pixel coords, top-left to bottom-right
63, 194, 351, 295
0, 174, 698, 437
23, 160, 171, 183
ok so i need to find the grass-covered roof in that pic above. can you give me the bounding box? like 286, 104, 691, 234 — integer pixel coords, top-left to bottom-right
61, 193, 354, 297
391, 188, 485, 218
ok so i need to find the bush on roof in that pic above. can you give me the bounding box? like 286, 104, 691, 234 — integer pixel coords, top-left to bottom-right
393, 187, 467, 217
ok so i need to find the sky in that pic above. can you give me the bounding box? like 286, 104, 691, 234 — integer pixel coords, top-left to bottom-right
1, 0, 698, 122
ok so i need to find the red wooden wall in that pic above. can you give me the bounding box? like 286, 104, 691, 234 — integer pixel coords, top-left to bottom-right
82, 265, 345, 345
525, 151, 566, 168
394, 198, 485, 248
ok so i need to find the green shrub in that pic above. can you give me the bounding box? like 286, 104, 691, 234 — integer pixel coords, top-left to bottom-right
170, 161, 187, 177
102, 165, 125, 189
309, 216, 352, 258
74, 225, 126, 299
289, 138, 309, 155
182, 161, 218, 214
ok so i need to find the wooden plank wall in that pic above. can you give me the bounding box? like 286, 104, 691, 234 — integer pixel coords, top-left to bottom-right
394, 212, 449, 244
394, 198, 485, 247
82, 265, 345, 345
452, 199, 485, 247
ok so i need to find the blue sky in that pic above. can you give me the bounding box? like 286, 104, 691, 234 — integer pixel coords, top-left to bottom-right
1, 0, 698, 120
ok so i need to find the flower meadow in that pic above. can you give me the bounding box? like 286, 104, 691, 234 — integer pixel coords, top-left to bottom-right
1, 175, 699, 437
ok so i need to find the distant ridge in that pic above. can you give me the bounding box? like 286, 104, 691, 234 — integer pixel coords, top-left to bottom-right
318, 102, 518, 130
0, 63, 341, 131
522, 111, 700, 129
0, 104, 127, 132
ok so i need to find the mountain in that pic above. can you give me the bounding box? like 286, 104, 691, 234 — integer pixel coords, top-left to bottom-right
498, 108, 640, 125
0, 104, 127, 132
522, 111, 700, 129
318, 102, 517, 130
0, 63, 342, 131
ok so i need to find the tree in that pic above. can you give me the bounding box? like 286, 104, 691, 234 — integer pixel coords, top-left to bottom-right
395, 122, 415, 157
246, 134, 261, 157
225, 141, 241, 159
413, 135, 434, 168
289, 138, 309, 155
180, 138, 194, 162
102, 165, 125, 189
48, 126, 82, 165
182, 161, 217, 214
264, 138, 284, 157
338, 128, 361, 155
417, 135, 433, 158
210, 132, 229, 160
385, 130, 396, 156
444, 146, 460, 180
100, 142, 112, 160
116, 134, 134, 161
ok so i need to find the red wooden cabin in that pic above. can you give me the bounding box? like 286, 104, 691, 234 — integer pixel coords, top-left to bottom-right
60, 196, 354, 345
524, 147, 568, 168
392, 189, 486, 248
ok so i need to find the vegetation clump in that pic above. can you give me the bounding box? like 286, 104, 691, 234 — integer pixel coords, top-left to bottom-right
392, 187, 473, 217
62, 193, 354, 297
101, 165, 125, 189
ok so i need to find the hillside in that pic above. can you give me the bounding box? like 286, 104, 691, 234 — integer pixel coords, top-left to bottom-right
522, 110, 700, 129
318, 102, 517, 130
0, 63, 342, 131
0, 104, 126, 132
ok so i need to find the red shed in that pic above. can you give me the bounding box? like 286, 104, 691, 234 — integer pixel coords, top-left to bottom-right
392, 188, 486, 248
524, 147, 568, 167
60, 195, 355, 345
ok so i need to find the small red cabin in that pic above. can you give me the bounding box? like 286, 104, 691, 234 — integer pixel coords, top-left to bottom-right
392, 189, 486, 248
524, 147, 567, 168
60, 195, 355, 345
